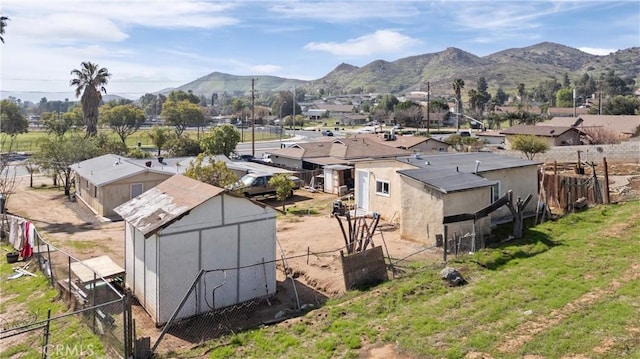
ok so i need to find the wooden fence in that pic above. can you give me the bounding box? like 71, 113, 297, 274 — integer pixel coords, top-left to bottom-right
539, 161, 607, 213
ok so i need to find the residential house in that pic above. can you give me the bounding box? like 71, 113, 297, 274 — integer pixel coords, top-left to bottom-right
354, 152, 540, 244
475, 130, 506, 145
541, 115, 640, 139
500, 125, 582, 148
70, 154, 178, 219
350, 133, 452, 153
266, 139, 412, 194
114, 175, 277, 325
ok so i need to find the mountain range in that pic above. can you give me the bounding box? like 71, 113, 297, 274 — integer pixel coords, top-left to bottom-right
172, 42, 640, 99
3, 42, 638, 103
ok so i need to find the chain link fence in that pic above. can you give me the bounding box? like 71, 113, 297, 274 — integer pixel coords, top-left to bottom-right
0, 214, 133, 358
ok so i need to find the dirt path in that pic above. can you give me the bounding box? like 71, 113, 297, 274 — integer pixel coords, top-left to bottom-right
7, 175, 125, 264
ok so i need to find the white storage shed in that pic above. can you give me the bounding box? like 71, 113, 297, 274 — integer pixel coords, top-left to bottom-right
114, 175, 277, 325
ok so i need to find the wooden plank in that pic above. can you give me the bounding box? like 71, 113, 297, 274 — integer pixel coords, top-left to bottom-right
69, 255, 124, 284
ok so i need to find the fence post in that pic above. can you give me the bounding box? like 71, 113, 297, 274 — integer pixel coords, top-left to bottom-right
68, 256, 72, 304
603, 157, 610, 204
41, 309, 51, 359
443, 225, 448, 263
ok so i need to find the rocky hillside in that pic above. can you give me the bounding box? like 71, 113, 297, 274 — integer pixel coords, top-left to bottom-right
171, 42, 640, 98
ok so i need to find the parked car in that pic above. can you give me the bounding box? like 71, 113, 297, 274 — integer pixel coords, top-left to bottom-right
321, 129, 334, 136
228, 173, 303, 198
357, 128, 375, 134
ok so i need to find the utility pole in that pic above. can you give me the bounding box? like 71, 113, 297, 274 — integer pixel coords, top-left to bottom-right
292, 86, 296, 138
426, 81, 430, 135
251, 78, 257, 157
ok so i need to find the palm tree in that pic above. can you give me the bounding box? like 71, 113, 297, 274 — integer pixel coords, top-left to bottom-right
0, 15, 9, 43
70, 62, 111, 136
452, 79, 465, 114
517, 83, 526, 107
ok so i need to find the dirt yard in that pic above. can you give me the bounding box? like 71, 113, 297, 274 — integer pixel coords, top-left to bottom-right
5, 163, 639, 357
4, 174, 443, 356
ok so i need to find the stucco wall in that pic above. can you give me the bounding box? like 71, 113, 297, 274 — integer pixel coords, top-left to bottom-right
501, 141, 640, 164
478, 165, 539, 219
399, 176, 492, 244
354, 160, 416, 221
399, 176, 444, 243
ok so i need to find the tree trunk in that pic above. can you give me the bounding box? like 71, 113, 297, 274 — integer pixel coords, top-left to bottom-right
64, 169, 72, 197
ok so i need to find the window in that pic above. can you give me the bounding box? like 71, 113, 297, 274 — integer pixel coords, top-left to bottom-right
93, 185, 97, 198
490, 182, 500, 203
375, 180, 390, 196
131, 183, 143, 199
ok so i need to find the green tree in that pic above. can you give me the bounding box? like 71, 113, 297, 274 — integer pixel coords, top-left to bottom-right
0, 15, 8, 43
510, 135, 549, 160
147, 126, 171, 156
161, 100, 204, 137
41, 111, 75, 137
184, 153, 237, 188
269, 173, 295, 211
0, 99, 28, 136
36, 133, 99, 196
517, 83, 526, 106
562, 72, 571, 88
70, 61, 111, 136
495, 87, 508, 105
101, 104, 146, 143
200, 124, 241, 157
601, 95, 640, 115
556, 88, 574, 108
452, 79, 465, 113
167, 90, 200, 104
378, 94, 399, 112
0, 99, 29, 151
166, 135, 201, 157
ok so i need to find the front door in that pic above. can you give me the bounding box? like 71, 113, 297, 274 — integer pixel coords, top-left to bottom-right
356, 170, 369, 212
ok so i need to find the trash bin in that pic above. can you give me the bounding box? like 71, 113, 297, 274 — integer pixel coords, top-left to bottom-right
6, 252, 19, 264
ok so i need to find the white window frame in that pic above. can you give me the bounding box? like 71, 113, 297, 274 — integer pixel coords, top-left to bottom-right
375, 180, 390, 197
490, 182, 501, 203
130, 183, 144, 199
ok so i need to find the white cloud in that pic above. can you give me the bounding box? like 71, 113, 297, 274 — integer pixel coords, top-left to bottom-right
269, 2, 419, 22
578, 47, 617, 56
248, 64, 282, 74
304, 30, 421, 57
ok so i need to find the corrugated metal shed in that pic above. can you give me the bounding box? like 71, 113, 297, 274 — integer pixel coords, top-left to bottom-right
114, 175, 224, 237
398, 168, 497, 193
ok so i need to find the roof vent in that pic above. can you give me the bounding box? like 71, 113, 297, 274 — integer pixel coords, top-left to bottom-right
474, 160, 481, 174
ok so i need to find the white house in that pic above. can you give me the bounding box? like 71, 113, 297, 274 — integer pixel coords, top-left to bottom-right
114, 175, 277, 325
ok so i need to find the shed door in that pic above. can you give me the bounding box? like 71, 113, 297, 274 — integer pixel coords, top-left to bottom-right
324, 168, 333, 194
356, 170, 369, 211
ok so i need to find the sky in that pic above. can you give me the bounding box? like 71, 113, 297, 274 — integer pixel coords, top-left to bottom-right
1, 0, 639, 102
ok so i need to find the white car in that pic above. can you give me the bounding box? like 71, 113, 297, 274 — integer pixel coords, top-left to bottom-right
357, 128, 375, 134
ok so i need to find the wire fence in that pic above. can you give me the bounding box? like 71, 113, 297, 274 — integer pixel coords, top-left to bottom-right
148, 225, 446, 358
0, 214, 133, 359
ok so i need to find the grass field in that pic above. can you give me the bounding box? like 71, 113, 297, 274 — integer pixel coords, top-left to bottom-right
0, 126, 285, 154
173, 200, 640, 359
